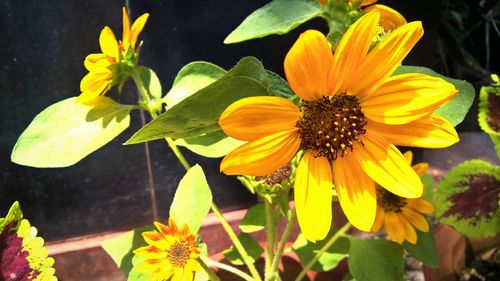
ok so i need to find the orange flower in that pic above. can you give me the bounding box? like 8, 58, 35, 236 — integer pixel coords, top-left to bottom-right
349, 0, 406, 31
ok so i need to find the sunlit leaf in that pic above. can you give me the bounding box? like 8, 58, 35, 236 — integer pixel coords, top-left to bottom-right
134, 66, 163, 101
224, 0, 325, 44
239, 204, 266, 233
174, 130, 245, 158
222, 233, 263, 265
434, 160, 500, 237
403, 225, 439, 268
11, 97, 132, 167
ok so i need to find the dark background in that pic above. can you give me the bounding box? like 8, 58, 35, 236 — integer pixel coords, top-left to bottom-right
0, 0, 496, 242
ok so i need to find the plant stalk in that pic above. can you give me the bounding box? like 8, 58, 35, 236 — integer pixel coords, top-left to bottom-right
264, 200, 277, 281
207, 259, 255, 281
199, 258, 221, 281
268, 208, 296, 281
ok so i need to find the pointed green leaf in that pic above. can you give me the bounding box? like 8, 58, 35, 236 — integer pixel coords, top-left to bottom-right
174, 130, 245, 158
0, 202, 23, 231
223, 233, 263, 265
348, 238, 404, 281
170, 165, 212, 234
403, 226, 439, 268
135, 66, 163, 101
239, 204, 266, 233
293, 230, 349, 272
393, 65, 475, 126
126, 57, 269, 144
11, 97, 132, 167
224, 0, 325, 44
164, 61, 227, 109
435, 160, 500, 237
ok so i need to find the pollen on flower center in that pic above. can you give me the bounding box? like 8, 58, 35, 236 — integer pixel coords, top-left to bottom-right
296, 94, 367, 160
168, 242, 190, 268
377, 187, 407, 213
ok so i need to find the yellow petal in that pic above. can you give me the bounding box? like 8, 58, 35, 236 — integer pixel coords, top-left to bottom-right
361, 73, 457, 124
142, 231, 169, 250
412, 163, 429, 177
99, 26, 119, 59
122, 7, 131, 49
400, 216, 417, 244
219, 96, 300, 141
183, 268, 194, 281
133, 245, 168, 259
84, 53, 112, 71
327, 11, 380, 96
384, 212, 405, 244
220, 129, 300, 176
333, 153, 376, 231
348, 0, 378, 7
349, 21, 424, 96
284, 30, 333, 101
366, 114, 459, 148
130, 13, 149, 49
78, 70, 112, 103
353, 132, 423, 198
364, 5, 406, 31
294, 151, 332, 242
402, 207, 429, 232
407, 198, 435, 214
403, 151, 413, 165
371, 207, 385, 232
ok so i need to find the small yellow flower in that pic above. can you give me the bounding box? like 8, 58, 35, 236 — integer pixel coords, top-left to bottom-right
133, 218, 201, 281
218, 11, 458, 242
371, 151, 435, 244
78, 7, 149, 103
349, 0, 406, 31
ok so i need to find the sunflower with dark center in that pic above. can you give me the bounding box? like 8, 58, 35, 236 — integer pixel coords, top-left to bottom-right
219, 11, 459, 242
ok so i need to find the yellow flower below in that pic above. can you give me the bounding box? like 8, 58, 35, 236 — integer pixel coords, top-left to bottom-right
371, 151, 435, 244
78, 7, 149, 103
133, 218, 201, 281
219, 11, 458, 242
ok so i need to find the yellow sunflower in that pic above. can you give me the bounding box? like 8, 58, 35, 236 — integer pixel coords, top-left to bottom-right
219, 11, 459, 242
371, 151, 435, 244
78, 7, 149, 103
133, 218, 201, 281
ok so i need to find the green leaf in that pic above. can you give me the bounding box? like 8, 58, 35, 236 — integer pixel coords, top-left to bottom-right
478, 81, 500, 158
0, 202, 23, 231
421, 173, 435, 201
223, 233, 264, 265
224, 0, 325, 44
11, 97, 132, 167
174, 130, 245, 158
164, 61, 227, 109
393, 65, 475, 126
126, 57, 269, 144
239, 204, 266, 233
434, 160, 500, 237
134, 66, 163, 101
403, 226, 439, 268
170, 165, 213, 234
293, 231, 349, 272
348, 238, 404, 281
262, 70, 295, 100
101, 226, 152, 279
127, 255, 152, 281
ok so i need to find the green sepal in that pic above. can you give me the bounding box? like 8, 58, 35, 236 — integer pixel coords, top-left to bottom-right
11, 97, 132, 167
393, 65, 475, 127
170, 165, 213, 234
434, 160, 500, 237
222, 233, 264, 265
403, 225, 439, 268
224, 0, 325, 44
348, 238, 405, 281
292, 230, 350, 272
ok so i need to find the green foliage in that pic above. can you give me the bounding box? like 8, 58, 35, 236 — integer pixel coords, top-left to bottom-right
403, 226, 439, 268
134, 66, 163, 101
293, 232, 349, 272
434, 160, 500, 237
174, 131, 245, 158
0, 202, 23, 231
239, 204, 266, 233
348, 238, 405, 281
223, 233, 264, 265
421, 173, 435, 201
125, 57, 270, 144
394, 65, 475, 127
224, 0, 325, 44
478, 76, 500, 158
11, 97, 132, 167
164, 61, 227, 109
170, 165, 213, 234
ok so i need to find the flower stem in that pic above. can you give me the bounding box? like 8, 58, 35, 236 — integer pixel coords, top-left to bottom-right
294, 223, 351, 281
211, 202, 262, 281
268, 208, 296, 281
264, 200, 277, 281
199, 258, 221, 281
207, 259, 255, 281
165, 137, 191, 171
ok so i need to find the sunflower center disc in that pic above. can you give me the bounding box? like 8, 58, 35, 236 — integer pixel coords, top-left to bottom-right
377, 187, 407, 213
296, 94, 366, 160
168, 241, 190, 267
